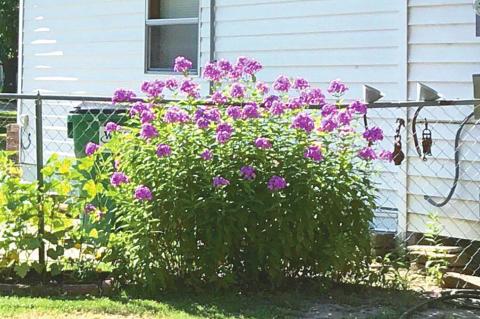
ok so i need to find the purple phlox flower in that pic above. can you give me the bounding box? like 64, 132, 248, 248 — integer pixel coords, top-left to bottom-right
379, 150, 393, 162
140, 109, 156, 124
110, 172, 129, 187
358, 147, 377, 161
263, 95, 280, 108
228, 65, 243, 80
270, 100, 286, 116
287, 97, 304, 110
362, 126, 384, 143
242, 103, 261, 119
217, 59, 233, 73
216, 122, 233, 134
304, 145, 324, 162
180, 80, 200, 98
165, 78, 179, 90
140, 123, 158, 140
84, 204, 97, 214
337, 110, 353, 126
227, 106, 243, 120
203, 62, 222, 82
235, 56, 263, 75
211, 91, 228, 105
129, 102, 151, 118
303, 88, 326, 106
85, 142, 100, 156
230, 82, 246, 99
196, 118, 210, 129
216, 131, 232, 144
141, 80, 165, 97
134, 185, 153, 201
256, 82, 269, 95
156, 144, 172, 158
163, 106, 191, 124
105, 122, 121, 133
200, 149, 213, 161
268, 176, 287, 191
321, 104, 338, 117
293, 77, 310, 90
273, 75, 291, 92
195, 106, 221, 122
174, 56, 193, 73
255, 137, 272, 149
291, 112, 315, 133
349, 100, 367, 115
328, 79, 348, 95
213, 176, 230, 188
240, 165, 256, 180
112, 89, 136, 105
319, 116, 338, 132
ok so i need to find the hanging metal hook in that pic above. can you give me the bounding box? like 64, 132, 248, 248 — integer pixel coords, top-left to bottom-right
424, 112, 475, 207
412, 105, 425, 158
392, 118, 406, 166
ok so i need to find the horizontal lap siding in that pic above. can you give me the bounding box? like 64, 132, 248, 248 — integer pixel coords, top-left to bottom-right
407, 0, 480, 239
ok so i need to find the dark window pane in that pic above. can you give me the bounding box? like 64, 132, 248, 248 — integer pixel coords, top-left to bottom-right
149, 0, 199, 19
148, 24, 198, 71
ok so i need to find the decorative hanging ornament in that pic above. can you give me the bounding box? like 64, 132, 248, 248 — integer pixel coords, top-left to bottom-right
421, 118, 433, 160
392, 118, 406, 166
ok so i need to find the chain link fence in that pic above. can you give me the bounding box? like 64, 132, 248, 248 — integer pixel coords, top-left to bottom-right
1, 93, 480, 288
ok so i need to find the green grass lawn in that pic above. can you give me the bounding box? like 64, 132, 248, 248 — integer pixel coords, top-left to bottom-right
0, 285, 422, 319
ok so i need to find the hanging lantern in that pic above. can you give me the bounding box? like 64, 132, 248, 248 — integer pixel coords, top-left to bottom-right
392, 118, 405, 166
422, 119, 432, 159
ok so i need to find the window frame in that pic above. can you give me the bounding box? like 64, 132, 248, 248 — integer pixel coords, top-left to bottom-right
144, 0, 201, 74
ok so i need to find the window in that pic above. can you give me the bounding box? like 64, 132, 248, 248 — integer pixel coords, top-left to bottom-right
146, 0, 199, 73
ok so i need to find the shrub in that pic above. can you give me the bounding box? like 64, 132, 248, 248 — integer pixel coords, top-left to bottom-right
99, 57, 389, 291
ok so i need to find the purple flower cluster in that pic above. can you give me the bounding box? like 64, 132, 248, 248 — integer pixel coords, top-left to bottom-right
201, 57, 262, 82
165, 78, 179, 90
195, 106, 221, 129
180, 80, 200, 98
156, 144, 172, 158
327, 79, 348, 95
236, 56, 263, 76
203, 62, 223, 82
227, 106, 243, 120
256, 82, 269, 95
363, 127, 384, 143
293, 77, 310, 90
105, 122, 121, 133
110, 172, 129, 187
164, 106, 191, 124
213, 176, 230, 188
85, 142, 100, 156
320, 116, 338, 132
140, 123, 158, 140
230, 83, 246, 99
301, 88, 326, 106
255, 137, 272, 149
243, 103, 261, 119
84, 203, 97, 214
174, 56, 193, 73
200, 149, 213, 161
263, 95, 280, 108
349, 100, 367, 115
140, 110, 156, 124
337, 110, 352, 126
304, 145, 323, 162
112, 89, 136, 105
273, 75, 291, 92
321, 104, 338, 117
270, 101, 286, 116
135, 185, 153, 201
358, 147, 377, 160
141, 80, 165, 97
379, 150, 393, 162
291, 113, 315, 133
129, 102, 151, 118
216, 122, 233, 144
240, 166, 256, 180
268, 176, 287, 191
211, 91, 228, 104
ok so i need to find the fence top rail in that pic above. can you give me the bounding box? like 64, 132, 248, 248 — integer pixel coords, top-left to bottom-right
0, 93, 479, 109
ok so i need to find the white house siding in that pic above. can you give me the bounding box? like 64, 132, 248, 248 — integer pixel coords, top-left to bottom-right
407, 0, 480, 239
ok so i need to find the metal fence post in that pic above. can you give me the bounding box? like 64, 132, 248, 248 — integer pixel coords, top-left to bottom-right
35, 92, 45, 270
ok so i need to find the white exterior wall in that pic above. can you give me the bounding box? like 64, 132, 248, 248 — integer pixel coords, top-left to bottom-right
19, 0, 480, 239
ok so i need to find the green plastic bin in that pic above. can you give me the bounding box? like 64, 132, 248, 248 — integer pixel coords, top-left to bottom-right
67, 104, 128, 157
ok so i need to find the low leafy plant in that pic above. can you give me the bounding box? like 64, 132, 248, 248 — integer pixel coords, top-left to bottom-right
0, 151, 107, 279
424, 212, 448, 286
89, 56, 391, 292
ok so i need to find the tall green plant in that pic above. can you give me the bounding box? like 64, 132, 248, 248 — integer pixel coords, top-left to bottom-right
90, 56, 390, 292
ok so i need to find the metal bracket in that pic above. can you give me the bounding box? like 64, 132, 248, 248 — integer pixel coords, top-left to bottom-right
473, 74, 480, 120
